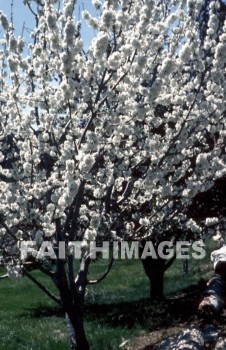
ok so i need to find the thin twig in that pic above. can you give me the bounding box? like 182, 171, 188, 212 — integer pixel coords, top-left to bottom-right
88, 257, 114, 285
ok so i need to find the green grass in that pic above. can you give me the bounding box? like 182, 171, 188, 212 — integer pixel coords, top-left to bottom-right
0, 239, 218, 349
164, 239, 217, 296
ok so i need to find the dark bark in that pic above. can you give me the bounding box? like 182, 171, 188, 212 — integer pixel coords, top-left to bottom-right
65, 304, 89, 350
140, 245, 176, 300
65, 256, 90, 350
60, 283, 89, 350
141, 258, 165, 300
150, 269, 165, 300
54, 250, 90, 350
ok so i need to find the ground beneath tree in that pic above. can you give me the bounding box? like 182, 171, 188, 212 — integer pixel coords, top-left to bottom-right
125, 280, 226, 350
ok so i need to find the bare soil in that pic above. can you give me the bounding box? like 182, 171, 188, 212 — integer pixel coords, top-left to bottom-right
125, 280, 226, 350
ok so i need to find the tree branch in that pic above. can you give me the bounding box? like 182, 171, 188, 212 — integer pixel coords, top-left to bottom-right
164, 252, 177, 271
87, 257, 114, 285
24, 270, 61, 305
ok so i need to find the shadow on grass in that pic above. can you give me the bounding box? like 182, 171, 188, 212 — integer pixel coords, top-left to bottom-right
20, 279, 207, 331
20, 305, 64, 318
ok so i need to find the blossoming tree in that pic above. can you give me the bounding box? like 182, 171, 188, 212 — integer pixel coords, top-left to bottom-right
0, 0, 226, 348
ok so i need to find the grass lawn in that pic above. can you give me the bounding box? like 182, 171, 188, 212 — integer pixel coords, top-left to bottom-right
0, 239, 218, 349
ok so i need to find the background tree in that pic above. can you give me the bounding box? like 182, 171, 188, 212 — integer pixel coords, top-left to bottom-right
0, 0, 226, 348
103, 0, 226, 299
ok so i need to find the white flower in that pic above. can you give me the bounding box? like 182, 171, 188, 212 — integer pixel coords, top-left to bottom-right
182, 189, 192, 198
65, 20, 76, 46
66, 159, 75, 172
215, 43, 226, 65
101, 9, 115, 28
43, 132, 49, 142
60, 80, 73, 99
126, 222, 135, 231
18, 36, 25, 52
0, 13, 9, 31
92, 31, 109, 58
67, 181, 78, 196
196, 153, 209, 169
64, 2, 74, 17
131, 38, 141, 49
75, 38, 83, 52
79, 154, 95, 173
90, 215, 100, 229
0, 152, 4, 162
205, 217, 219, 227
84, 228, 96, 241
139, 217, 150, 227
93, 187, 105, 198
7, 265, 23, 280
160, 57, 175, 76
82, 10, 98, 29
179, 43, 191, 63
47, 12, 57, 30
51, 189, 61, 204
23, 162, 32, 172
186, 219, 201, 233
108, 52, 121, 70
9, 36, 17, 52
8, 57, 18, 72
58, 193, 70, 206
92, 0, 102, 9
50, 34, 60, 50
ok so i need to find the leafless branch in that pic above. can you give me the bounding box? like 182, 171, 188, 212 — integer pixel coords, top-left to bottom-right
24, 270, 61, 305
88, 257, 114, 285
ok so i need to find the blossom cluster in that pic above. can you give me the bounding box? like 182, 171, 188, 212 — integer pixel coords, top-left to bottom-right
0, 0, 225, 272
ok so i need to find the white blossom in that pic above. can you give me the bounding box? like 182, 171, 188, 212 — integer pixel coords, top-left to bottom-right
84, 228, 96, 241
7, 265, 23, 280
100, 9, 115, 29
186, 219, 201, 233
0, 2, 225, 338
9, 36, 17, 52
205, 217, 219, 227
47, 12, 57, 30
108, 52, 121, 69
8, 57, 19, 72
139, 217, 150, 227
65, 20, 76, 46
92, 31, 109, 58
0, 13, 9, 30
92, 0, 102, 9
79, 154, 95, 173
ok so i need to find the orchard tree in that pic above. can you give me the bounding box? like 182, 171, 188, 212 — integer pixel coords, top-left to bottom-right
122, 0, 226, 298
0, 0, 226, 348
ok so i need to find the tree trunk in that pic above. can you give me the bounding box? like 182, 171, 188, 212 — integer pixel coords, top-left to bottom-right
55, 254, 90, 350
150, 269, 165, 300
141, 258, 165, 300
65, 305, 89, 350
64, 257, 90, 350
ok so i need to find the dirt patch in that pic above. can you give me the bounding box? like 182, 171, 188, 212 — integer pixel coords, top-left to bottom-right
126, 326, 184, 350
125, 282, 226, 350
